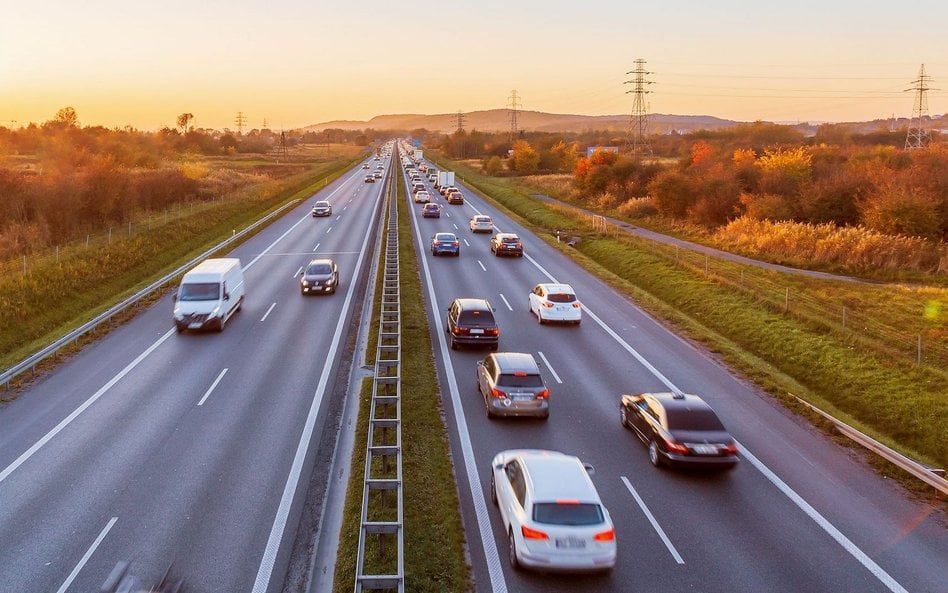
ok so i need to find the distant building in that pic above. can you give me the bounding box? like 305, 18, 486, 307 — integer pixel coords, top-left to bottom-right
586, 146, 619, 158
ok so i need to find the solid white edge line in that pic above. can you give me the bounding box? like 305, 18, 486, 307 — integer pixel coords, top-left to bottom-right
198, 368, 229, 407
0, 329, 175, 484
403, 164, 508, 593
477, 260, 487, 272
260, 302, 277, 322
462, 171, 909, 593
536, 351, 562, 384
736, 444, 908, 593
620, 477, 684, 564
55, 516, 118, 593
250, 160, 384, 593
498, 293, 513, 312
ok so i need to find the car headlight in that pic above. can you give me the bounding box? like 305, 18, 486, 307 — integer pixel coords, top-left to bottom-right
209, 306, 221, 317
302, 280, 310, 287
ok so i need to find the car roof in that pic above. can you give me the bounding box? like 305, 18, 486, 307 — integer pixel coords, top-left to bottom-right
518, 452, 600, 503
453, 297, 491, 310
434, 232, 457, 239
473, 215, 491, 220
490, 352, 540, 374
314, 200, 330, 206
306, 258, 335, 266
537, 283, 574, 294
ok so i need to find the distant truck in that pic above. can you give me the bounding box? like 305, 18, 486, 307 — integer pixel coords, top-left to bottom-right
173, 258, 245, 333
437, 171, 455, 189
413, 149, 423, 161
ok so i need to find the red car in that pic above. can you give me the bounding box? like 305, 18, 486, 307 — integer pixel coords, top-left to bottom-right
422, 203, 442, 218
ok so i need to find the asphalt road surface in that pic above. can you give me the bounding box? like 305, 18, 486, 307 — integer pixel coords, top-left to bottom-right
0, 154, 390, 593
400, 149, 946, 593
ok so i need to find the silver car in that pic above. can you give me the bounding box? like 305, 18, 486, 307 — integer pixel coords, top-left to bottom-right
477, 352, 549, 419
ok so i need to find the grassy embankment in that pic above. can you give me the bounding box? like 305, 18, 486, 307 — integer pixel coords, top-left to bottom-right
333, 166, 471, 591
0, 150, 364, 376
434, 153, 947, 474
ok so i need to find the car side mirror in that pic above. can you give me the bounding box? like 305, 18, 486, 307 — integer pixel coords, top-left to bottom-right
583, 463, 595, 476
477, 361, 484, 367
172, 294, 177, 302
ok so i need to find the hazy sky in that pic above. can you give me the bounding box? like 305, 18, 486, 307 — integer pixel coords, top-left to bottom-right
2, 0, 946, 130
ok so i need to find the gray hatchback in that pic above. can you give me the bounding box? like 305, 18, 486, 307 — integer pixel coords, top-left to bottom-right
300, 258, 339, 295
477, 352, 550, 419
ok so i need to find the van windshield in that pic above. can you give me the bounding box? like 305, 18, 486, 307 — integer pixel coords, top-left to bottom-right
179, 282, 220, 301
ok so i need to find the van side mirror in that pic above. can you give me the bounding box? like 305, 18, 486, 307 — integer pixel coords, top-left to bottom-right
223, 292, 230, 301
477, 361, 484, 367
583, 463, 595, 476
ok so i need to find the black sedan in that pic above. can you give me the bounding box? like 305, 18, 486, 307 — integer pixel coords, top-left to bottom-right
620, 392, 739, 470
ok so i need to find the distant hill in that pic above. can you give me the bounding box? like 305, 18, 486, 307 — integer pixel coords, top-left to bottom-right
304, 109, 744, 134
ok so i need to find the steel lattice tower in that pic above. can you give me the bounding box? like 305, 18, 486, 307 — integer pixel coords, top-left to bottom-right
234, 111, 247, 135
454, 110, 466, 133
905, 64, 934, 150
507, 90, 521, 141
624, 59, 653, 155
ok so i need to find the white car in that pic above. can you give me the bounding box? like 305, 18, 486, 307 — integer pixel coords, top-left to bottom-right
528, 283, 581, 325
491, 450, 616, 572
414, 190, 430, 203
469, 215, 494, 233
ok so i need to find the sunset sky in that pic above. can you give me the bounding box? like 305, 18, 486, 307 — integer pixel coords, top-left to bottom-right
2, 0, 947, 131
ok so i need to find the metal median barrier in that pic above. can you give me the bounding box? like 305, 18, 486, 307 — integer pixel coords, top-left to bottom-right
1, 198, 302, 390
355, 159, 404, 592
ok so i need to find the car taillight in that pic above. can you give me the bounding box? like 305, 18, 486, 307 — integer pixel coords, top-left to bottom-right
542, 302, 554, 308
572, 302, 582, 309
491, 388, 507, 399
593, 528, 615, 542
453, 327, 469, 335
433, 241, 441, 246
453, 241, 459, 246
536, 389, 549, 399
664, 439, 689, 454
486, 328, 499, 336
521, 525, 549, 540
722, 443, 739, 456
517, 242, 523, 248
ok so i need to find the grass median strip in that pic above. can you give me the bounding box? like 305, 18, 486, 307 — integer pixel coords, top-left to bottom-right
334, 163, 471, 592
1, 154, 362, 377
431, 152, 947, 474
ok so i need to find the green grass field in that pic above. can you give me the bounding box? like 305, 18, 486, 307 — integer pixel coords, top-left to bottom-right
434, 153, 948, 471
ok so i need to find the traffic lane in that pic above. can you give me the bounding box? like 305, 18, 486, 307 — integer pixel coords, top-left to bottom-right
408, 192, 920, 588
0, 161, 386, 588
436, 165, 947, 588
421, 252, 890, 593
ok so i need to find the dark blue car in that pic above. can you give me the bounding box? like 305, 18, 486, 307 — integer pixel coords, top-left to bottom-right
431, 232, 460, 257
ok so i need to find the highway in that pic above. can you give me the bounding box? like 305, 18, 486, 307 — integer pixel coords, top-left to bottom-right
0, 154, 390, 593
399, 147, 947, 593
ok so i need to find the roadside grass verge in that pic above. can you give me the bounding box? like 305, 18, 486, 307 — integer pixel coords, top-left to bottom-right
334, 165, 471, 592
0, 154, 362, 375
435, 153, 948, 472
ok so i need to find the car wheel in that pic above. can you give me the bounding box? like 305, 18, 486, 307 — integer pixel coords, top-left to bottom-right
450, 337, 458, 350
508, 530, 521, 570
649, 440, 664, 468
620, 406, 629, 428
175, 323, 184, 334
490, 344, 498, 352
217, 315, 226, 332
330, 284, 337, 295
455, 251, 460, 257
537, 311, 544, 325
490, 474, 498, 506
518, 253, 523, 258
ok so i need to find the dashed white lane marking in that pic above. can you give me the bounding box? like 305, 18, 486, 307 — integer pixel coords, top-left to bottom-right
621, 477, 684, 564
498, 293, 513, 311
536, 351, 562, 384
453, 223, 459, 230
326, 227, 332, 234
477, 260, 487, 272
336, 215, 341, 220
313, 243, 321, 252
463, 239, 470, 247
55, 516, 118, 593
294, 266, 303, 278
198, 368, 229, 406
260, 302, 277, 322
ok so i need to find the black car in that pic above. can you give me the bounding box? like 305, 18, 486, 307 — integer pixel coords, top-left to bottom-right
620, 392, 738, 470
300, 258, 339, 295
445, 298, 499, 350
490, 233, 523, 257
311, 200, 332, 217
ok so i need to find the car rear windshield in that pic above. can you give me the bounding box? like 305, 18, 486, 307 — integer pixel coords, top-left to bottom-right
306, 264, 333, 275
179, 282, 219, 301
497, 373, 544, 387
547, 293, 576, 303
502, 236, 520, 243
475, 217, 491, 223
533, 503, 603, 526
435, 234, 456, 241
458, 310, 495, 325
665, 408, 726, 431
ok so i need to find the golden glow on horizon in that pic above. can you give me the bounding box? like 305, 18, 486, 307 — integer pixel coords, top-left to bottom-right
1, 0, 947, 130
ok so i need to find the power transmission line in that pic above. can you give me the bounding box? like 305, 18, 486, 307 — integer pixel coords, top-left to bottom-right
234, 111, 247, 134
507, 90, 521, 141
904, 64, 935, 150
454, 110, 466, 133
624, 58, 653, 155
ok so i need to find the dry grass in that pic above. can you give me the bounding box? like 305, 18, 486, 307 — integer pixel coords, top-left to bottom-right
715, 217, 948, 274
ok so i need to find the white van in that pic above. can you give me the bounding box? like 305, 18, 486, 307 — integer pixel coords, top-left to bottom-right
173, 258, 245, 332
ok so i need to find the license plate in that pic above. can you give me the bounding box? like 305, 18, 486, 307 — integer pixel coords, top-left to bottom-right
469, 329, 484, 334
188, 322, 202, 329
505, 245, 516, 249
691, 444, 718, 455
555, 538, 586, 549
512, 395, 533, 401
